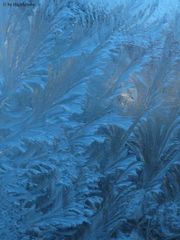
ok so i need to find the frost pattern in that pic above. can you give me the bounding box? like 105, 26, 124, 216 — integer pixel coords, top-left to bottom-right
0, 0, 179, 239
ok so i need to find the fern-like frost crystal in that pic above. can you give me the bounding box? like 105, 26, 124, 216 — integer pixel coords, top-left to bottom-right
0, 0, 179, 239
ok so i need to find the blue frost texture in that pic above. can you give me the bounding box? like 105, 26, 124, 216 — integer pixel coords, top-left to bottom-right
0, 0, 179, 239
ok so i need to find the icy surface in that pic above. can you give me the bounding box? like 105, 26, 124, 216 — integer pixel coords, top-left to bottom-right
0, 0, 179, 239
